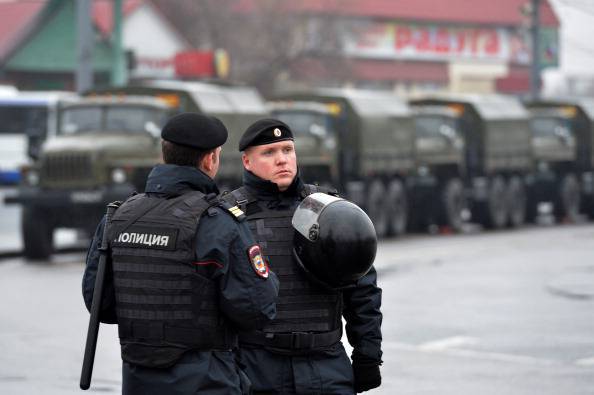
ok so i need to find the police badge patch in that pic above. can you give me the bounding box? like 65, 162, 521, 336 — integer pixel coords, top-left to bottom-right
247, 245, 269, 279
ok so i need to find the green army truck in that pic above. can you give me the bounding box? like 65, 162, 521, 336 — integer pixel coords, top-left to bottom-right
410, 94, 533, 229
92, 80, 270, 191
7, 95, 172, 259
409, 105, 467, 231
8, 80, 270, 260
270, 89, 416, 237
525, 99, 594, 222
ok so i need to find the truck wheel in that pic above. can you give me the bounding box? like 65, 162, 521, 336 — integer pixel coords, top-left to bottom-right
507, 176, 526, 228
555, 174, 581, 222
386, 179, 408, 236
366, 180, 388, 238
478, 176, 508, 229
438, 178, 465, 232
22, 207, 54, 260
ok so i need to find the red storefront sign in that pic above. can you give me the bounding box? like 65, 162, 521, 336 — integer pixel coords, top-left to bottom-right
174, 51, 215, 78
343, 22, 521, 63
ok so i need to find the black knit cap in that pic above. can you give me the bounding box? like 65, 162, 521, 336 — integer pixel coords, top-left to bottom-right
161, 112, 228, 150
238, 118, 294, 151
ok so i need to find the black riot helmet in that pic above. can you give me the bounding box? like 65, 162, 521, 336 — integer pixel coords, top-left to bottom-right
292, 193, 377, 290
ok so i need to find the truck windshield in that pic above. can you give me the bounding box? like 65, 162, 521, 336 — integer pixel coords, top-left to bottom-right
530, 117, 572, 138
415, 115, 458, 140
61, 105, 167, 135
273, 111, 335, 139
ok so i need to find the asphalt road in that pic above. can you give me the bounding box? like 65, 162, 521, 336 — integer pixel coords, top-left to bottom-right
1, 188, 593, 394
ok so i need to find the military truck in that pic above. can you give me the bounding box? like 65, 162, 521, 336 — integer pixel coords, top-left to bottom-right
410, 94, 533, 229
409, 105, 467, 231
91, 80, 270, 190
8, 80, 270, 259
525, 99, 594, 222
270, 89, 416, 237
7, 95, 172, 259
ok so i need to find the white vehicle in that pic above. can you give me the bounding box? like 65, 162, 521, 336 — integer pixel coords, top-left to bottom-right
0, 91, 77, 184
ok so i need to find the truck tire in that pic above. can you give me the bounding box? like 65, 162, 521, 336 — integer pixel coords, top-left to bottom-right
386, 179, 408, 236
475, 176, 508, 229
437, 178, 465, 232
366, 180, 388, 238
555, 174, 580, 223
507, 176, 526, 228
22, 207, 54, 260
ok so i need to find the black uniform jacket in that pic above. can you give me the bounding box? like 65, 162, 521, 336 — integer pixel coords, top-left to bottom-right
82, 164, 279, 329
82, 165, 280, 394
237, 171, 382, 393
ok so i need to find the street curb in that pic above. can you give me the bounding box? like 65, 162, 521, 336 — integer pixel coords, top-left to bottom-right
0, 246, 87, 262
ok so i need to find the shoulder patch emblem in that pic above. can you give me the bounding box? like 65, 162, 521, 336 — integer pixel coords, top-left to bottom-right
247, 245, 269, 279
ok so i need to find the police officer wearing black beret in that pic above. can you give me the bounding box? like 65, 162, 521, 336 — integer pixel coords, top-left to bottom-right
226, 118, 383, 394
83, 113, 279, 395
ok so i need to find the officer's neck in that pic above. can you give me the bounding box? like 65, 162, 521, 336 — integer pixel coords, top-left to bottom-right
243, 170, 301, 198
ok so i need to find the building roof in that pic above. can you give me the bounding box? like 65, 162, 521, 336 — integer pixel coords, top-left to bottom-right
0, 0, 46, 62
92, 0, 144, 36
237, 0, 559, 27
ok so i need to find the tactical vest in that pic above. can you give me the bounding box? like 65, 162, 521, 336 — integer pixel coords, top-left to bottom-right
108, 191, 236, 367
226, 185, 343, 351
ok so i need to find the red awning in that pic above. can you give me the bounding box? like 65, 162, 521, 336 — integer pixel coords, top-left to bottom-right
0, 1, 45, 62
495, 66, 531, 93
236, 0, 559, 27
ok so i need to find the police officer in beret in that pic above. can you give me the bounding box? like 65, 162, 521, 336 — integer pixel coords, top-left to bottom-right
224, 119, 383, 394
82, 113, 279, 395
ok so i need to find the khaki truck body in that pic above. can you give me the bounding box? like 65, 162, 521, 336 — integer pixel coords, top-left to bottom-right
91, 80, 270, 189
526, 99, 594, 221
7, 96, 173, 259
8, 80, 270, 260
411, 94, 533, 229
270, 89, 415, 237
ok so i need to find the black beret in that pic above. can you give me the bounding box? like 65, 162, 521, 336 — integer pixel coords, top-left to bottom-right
239, 118, 294, 151
161, 112, 228, 150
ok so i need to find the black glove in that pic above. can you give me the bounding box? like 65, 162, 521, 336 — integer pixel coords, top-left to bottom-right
353, 362, 381, 393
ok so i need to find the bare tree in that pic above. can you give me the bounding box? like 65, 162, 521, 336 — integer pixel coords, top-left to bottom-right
151, 0, 346, 96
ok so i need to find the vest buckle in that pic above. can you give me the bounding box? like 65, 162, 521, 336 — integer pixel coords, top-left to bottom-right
291, 331, 314, 349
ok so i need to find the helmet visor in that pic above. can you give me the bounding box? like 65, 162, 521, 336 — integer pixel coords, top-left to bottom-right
292, 192, 343, 240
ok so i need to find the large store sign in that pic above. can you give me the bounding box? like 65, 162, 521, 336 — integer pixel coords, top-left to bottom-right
342, 21, 556, 65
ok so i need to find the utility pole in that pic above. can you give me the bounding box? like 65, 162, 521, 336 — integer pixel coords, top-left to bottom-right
530, 0, 541, 100
111, 0, 127, 86
76, 0, 93, 94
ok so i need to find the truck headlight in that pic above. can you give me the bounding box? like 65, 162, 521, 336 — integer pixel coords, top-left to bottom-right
26, 169, 39, 186
111, 168, 127, 184
417, 166, 430, 177
537, 161, 549, 173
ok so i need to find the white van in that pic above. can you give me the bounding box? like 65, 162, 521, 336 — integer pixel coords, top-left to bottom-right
0, 91, 77, 184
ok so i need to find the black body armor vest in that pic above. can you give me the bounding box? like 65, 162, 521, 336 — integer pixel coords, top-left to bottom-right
228, 185, 342, 336
108, 191, 236, 368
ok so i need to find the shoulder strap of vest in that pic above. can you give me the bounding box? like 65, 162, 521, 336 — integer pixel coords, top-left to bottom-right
222, 186, 257, 215
109, 194, 168, 241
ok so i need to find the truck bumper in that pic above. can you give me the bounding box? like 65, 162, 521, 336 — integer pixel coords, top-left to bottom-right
4, 184, 135, 229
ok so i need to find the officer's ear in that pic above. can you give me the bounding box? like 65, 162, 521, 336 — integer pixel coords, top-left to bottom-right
198, 148, 219, 177
242, 150, 252, 171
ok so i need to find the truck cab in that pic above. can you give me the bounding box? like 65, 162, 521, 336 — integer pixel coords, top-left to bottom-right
9, 95, 172, 260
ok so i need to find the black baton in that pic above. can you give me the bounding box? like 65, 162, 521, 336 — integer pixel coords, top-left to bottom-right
80, 202, 120, 390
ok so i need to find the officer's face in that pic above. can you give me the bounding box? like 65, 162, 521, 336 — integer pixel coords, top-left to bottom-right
242, 141, 297, 191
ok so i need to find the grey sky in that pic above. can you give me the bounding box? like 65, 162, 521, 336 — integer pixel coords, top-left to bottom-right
549, 0, 594, 75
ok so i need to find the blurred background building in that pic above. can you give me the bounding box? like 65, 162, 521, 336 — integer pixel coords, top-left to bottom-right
0, 0, 592, 98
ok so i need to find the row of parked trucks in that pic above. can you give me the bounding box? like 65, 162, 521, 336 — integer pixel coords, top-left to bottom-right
5, 79, 594, 259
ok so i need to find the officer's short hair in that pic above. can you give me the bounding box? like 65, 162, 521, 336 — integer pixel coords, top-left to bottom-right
161, 140, 214, 168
